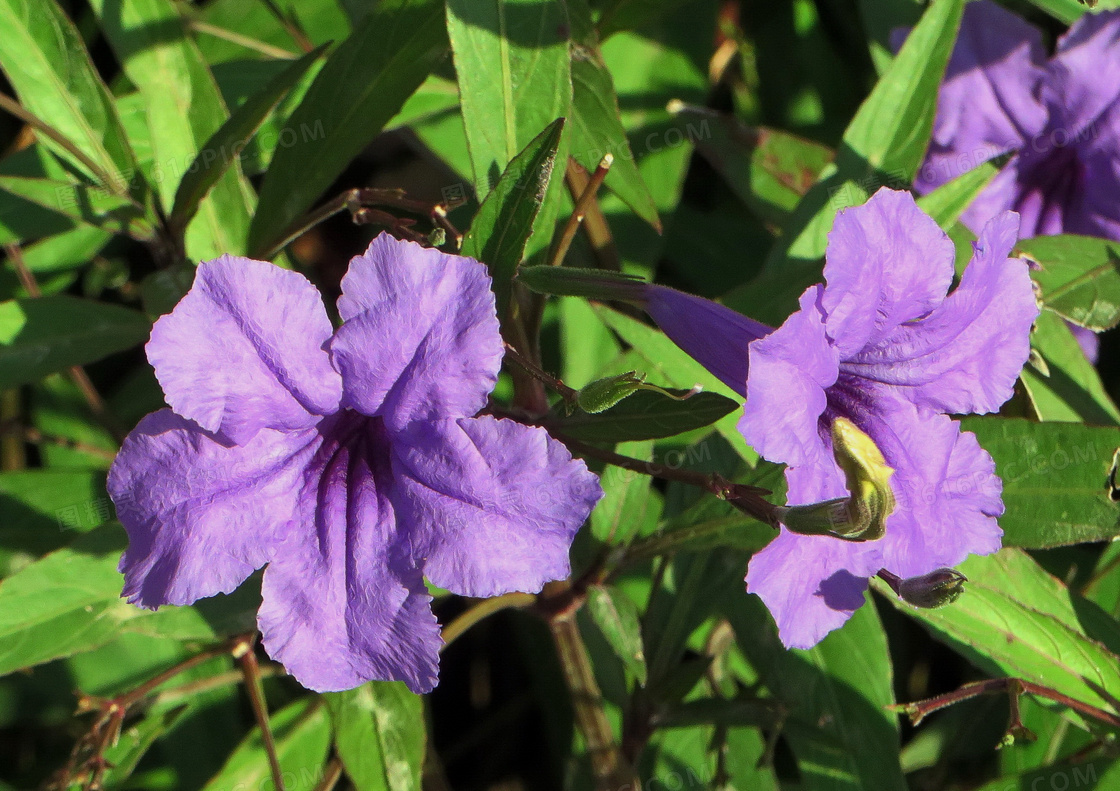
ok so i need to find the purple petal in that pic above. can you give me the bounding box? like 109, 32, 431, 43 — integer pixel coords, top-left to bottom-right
821, 189, 958, 358
745, 526, 882, 650
330, 234, 503, 431
1044, 10, 1120, 144
1069, 322, 1101, 363
390, 415, 602, 598
869, 398, 1004, 578
740, 286, 838, 469
643, 284, 772, 396
842, 211, 1037, 415
920, 0, 1047, 194
109, 409, 319, 608
257, 413, 442, 693
147, 257, 342, 445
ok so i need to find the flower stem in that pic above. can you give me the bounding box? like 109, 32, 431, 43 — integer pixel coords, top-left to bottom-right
894, 677, 1120, 740
234, 635, 286, 791
548, 608, 641, 790
439, 592, 536, 652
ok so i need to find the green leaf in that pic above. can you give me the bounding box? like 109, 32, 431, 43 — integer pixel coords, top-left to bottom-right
460, 119, 564, 322
916, 157, 1001, 230
1021, 310, 1120, 425
202, 698, 331, 791
249, 0, 448, 258
88, 0, 256, 260
446, 0, 571, 201
0, 0, 139, 196
170, 46, 326, 235
874, 549, 1120, 719
593, 305, 753, 460
0, 469, 106, 576
325, 682, 426, 791
682, 107, 834, 227
764, 0, 963, 271
0, 175, 152, 239
0, 527, 219, 676
101, 705, 190, 788
589, 439, 657, 545
975, 757, 1120, 791
0, 295, 149, 388
1020, 234, 1120, 332
548, 389, 738, 443
728, 593, 907, 791
1023, 0, 1100, 25
963, 417, 1120, 549
587, 584, 647, 686
567, 0, 659, 230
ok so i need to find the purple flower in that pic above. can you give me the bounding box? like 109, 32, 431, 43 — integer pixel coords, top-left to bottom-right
108, 233, 602, 693
740, 189, 1037, 648
913, 2, 1120, 360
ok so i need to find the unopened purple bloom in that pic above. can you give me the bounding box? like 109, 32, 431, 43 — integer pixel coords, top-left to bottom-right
741, 189, 1037, 647
914, 2, 1120, 360
108, 233, 602, 693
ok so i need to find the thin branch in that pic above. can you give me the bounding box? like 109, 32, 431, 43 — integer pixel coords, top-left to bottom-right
894, 677, 1120, 737
546, 154, 614, 270
153, 663, 284, 708
234, 636, 287, 791
502, 342, 578, 403
439, 592, 536, 651
188, 20, 299, 60
312, 759, 343, 791
0, 421, 117, 462
563, 159, 621, 270
559, 437, 779, 528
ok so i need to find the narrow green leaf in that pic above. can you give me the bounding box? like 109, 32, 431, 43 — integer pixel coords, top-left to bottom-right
1020, 234, 1120, 332
764, 0, 963, 271
876, 549, 1120, 719
549, 389, 738, 443
963, 417, 1120, 549
1023, 0, 1099, 24
170, 46, 326, 234
1021, 310, 1120, 425
0, 175, 151, 239
567, 0, 659, 230
249, 0, 448, 258
101, 706, 189, 788
325, 682, 425, 791
460, 119, 564, 322
201, 698, 331, 791
728, 594, 907, 791
0, 295, 150, 388
681, 107, 834, 227
593, 305, 753, 460
589, 439, 656, 545
975, 757, 1120, 791
0, 0, 138, 195
587, 584, 647, 686
88, 0, 256, 259
0, 527, 218, 676
446, 0, 571, 200
916, 157, 1001, 229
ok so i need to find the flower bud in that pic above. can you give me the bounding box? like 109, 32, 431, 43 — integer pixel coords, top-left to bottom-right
575, 371, 647, 414
898, 568, 967, 608
516, 266, 649, 302
776, 418, 896, 542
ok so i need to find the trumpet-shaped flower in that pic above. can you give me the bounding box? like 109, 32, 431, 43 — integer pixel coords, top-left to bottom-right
913, 1, 1120, 359
645, 189, 1037, 648
108, 234, 602, 693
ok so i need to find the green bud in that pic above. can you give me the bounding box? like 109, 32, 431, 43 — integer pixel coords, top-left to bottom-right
776, 418, 896, 542
898, 568, 967, 609
575, 371, 646, 414
516, 265, 649, 302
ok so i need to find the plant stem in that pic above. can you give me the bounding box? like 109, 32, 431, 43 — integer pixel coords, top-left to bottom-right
187, 20, 299, 59
312, 758, 343, 791
896, 677, 1120, 736
234, 635, 286, 791
549, 607, 641, 790
440, 592, 536, 651
546, 154, 614, 270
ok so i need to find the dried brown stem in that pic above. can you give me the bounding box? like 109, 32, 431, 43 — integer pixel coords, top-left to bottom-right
234, 635, 286, 791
